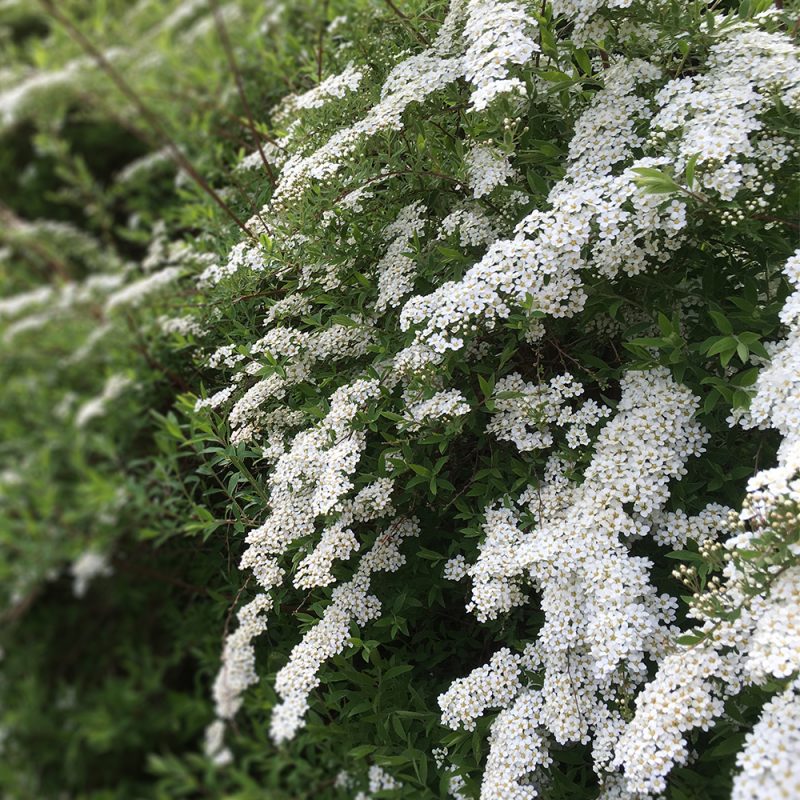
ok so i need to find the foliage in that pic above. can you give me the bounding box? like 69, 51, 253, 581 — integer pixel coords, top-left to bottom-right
0, 0, 798, 798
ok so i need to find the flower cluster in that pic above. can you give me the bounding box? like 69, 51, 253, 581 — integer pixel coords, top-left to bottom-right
486, 372, 609, 452
353, 764, 403, 800
445, 369, 710, 794
461, 0, 539, 111
397, 57, 687, 368
270, 0, 540, 207
211, 592, 274, 720
74, 374, 133, 428
157, 314, 205, 337
69, 551, 113, 598
274, 63, 364, 123
612, 245, 800, 795
403, 389, 471, 431
439, 647, 528, 731
481, 690, 551, 800
207, 379, 390, 751
105, 266, 181, 312
271, 517, 419, 743
294, 479, 395, 590
735, 248, 800, 454
650, 26, 799, 201
0, 264, 126, 345
613, 646, 735, 794
465, 144, 516, 199
439, 206, 499, 248
731, 677, 800, 800
272, 53, 462, 206
375, 201, 427, 312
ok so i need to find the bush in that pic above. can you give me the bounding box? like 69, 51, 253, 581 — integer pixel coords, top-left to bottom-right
0, 0, 799, 798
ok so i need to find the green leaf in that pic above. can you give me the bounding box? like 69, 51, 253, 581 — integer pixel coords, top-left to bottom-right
477, 373, 495, 399
706, 733, 746, 758
706, 336, 736, 356
573, 48, 592, 75
383, 665, 414, 680
666, 550, 704, 562
709, 310, 733, 335
676, 633, 706, 646
391, 714, 405, 739
630, 167, 681, 195
329, 315, 360, 328
736, 341, 749, 363
720, 347, 737, 367
685, 154, 698, 188
731, 367, 759, 386
703, 391, 720, 414
539, 70, 572, 83
348, 744, 377, 758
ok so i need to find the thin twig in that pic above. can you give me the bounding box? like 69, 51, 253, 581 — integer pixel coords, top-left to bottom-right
316, 0, 330, 82
208, 0, 276, 185
381, 0, 431, 46
232, 287, 284, 304
222, 576, 252, 640
124, 312, 192, 393
76, 87, 269, 228
38, 0, 257, 242
332, 167, 461, 205
157, 83, 287, 152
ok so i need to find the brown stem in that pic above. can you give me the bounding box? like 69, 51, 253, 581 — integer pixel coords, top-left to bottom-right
208, 0, 276, 185
156, 84, 287, 152
748, 213, 800, 230
535, 0, 547, 67
124, 313, 192, 393
38, 0, 257, 243
547, 335, 604, 379
232, 288, 284, 304
76, 87, 267, 229
316, 0, 330, 82
222, 576, 252, 640
225, 170, 273, 234
381, 0, 431, 46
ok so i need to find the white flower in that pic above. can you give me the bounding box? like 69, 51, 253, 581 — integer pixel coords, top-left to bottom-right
270, 517, 419, 743
375, 202, 427, 312
74, 374, 133, 428
732, 677, 800, 800
70, 551, 113, 598
465, 144, 516, 198
404, 389, 471, 431
273, 63, 364, 124
105, 266, 181, 311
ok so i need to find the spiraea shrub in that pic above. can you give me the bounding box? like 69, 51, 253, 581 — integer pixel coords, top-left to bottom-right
0, 0, 799, 797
